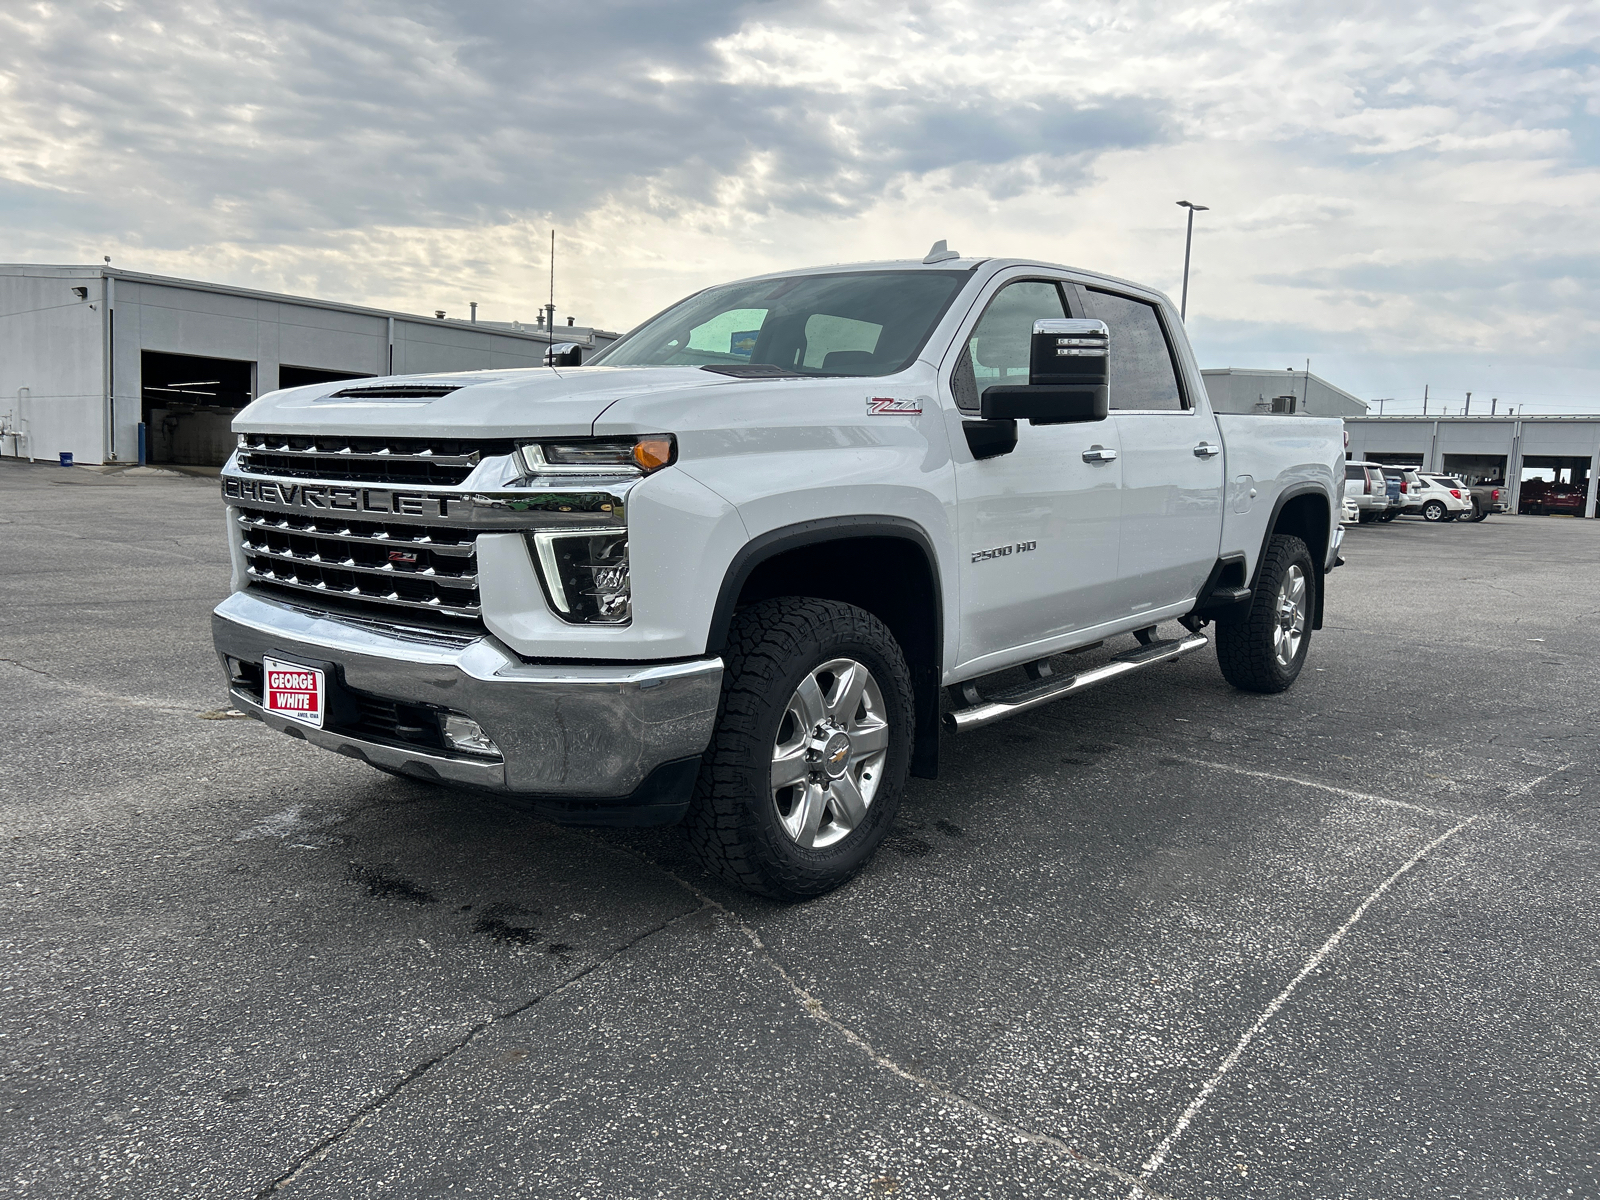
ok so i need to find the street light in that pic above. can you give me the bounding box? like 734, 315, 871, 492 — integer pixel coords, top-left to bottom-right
1176, 200, 1209, 320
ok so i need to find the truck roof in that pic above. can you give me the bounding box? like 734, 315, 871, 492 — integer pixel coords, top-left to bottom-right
715, 257, 1176, 311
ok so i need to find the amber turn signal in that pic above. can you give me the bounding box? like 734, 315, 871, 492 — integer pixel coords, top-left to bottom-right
631, 436, 675, 472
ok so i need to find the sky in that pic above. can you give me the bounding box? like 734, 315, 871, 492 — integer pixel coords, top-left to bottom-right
3, 0, 1598, 414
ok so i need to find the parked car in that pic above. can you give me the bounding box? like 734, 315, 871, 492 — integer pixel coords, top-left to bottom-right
209, 250, 1346, 898
1461, 480, 1506, 522
1340, 495, 1360, 524
1378, 465, 1424, 520
1345, 461, 1394, 523
1520, 479, 1588, 516
1414, 474, 1474, 522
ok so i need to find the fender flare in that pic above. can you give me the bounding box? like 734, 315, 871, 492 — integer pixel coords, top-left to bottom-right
1251, 482, 1334, 630
705, 515, 945, 780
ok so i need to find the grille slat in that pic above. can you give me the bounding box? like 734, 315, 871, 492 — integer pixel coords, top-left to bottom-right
237, 504, 481, 622
236, 434, 515, 487
236, 511, 475, 558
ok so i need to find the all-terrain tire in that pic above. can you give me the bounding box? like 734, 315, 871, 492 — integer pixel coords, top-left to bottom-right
1214, 534, 1315, 694
686, 597, 914, 900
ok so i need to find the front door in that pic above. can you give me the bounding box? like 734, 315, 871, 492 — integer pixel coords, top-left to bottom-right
1081, 285, 1224, 613
945, 276, 1125, 675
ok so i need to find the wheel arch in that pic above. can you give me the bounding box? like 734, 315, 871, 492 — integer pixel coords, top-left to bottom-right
707, 517, 943, 780
1255, 485, 1333, 630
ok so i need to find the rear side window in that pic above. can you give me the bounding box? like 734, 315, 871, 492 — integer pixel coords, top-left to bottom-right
1345, 465, 1364, 481
1083, 288, 1186, 411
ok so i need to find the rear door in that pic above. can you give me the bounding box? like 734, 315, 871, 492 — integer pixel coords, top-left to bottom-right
945, 273, 1125, 670
1079, 284, 1224, 615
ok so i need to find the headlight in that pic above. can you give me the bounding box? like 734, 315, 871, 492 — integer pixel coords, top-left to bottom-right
528, 528, 631, 624
517, 435, 675, 478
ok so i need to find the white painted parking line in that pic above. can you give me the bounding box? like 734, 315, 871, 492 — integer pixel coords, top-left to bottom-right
1169, 756, 1469, 818
1126, 817, 1478, 1199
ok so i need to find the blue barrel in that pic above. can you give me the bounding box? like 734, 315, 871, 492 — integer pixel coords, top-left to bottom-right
59, 452, 73, 467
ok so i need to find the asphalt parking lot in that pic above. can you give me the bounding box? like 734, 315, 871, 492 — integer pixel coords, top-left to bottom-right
3, 459, 1598, 1199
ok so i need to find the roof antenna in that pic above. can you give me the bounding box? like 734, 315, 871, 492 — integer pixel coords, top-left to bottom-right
922, 239, 960, 264
543, 228, 558, 372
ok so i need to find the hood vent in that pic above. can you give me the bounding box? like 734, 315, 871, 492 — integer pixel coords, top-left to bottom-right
328, 383, 464, 399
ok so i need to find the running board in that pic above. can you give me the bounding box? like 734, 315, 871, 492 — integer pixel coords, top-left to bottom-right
943, 634, 1210, 733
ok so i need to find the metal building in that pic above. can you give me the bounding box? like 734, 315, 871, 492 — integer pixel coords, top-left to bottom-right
1345, 416, 1600, 518
0, 265, 616, 467
1203, 367, 1368, 418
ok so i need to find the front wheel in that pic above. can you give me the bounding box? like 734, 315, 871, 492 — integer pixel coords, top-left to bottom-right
1215, 534, 1315, 694
1422, 500, 1447, 522
686, 597, 914, 900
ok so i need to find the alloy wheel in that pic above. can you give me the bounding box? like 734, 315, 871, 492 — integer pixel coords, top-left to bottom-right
1273, 564, 1308, 669
769, 658, 890, 849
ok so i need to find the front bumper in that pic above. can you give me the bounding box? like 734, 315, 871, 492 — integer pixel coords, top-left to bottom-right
212, 590, 722, 824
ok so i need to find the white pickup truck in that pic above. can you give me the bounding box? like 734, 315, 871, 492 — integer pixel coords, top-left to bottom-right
212, 247, 1345, 898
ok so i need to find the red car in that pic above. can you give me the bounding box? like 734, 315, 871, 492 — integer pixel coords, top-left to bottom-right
1520, 480, 1588, 515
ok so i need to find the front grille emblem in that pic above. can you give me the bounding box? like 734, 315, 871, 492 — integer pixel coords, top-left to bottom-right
388, 550, 419, 565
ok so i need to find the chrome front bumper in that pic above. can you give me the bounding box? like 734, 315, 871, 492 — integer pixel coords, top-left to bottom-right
212, 590, 722, 820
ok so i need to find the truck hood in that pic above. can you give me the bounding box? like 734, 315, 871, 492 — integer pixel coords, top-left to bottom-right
233, 366, 740, 439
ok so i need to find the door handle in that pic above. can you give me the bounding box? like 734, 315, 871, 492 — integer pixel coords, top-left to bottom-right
1082, 445, 1118, 463
1193, 442, 1221, 459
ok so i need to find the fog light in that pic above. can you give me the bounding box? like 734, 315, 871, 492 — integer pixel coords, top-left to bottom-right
439, 714, 501, 758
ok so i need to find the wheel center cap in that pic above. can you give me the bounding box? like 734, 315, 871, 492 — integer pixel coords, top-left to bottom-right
820, 731, 852, 780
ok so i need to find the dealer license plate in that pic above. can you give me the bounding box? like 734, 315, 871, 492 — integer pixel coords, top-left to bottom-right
262, 656, 325, 729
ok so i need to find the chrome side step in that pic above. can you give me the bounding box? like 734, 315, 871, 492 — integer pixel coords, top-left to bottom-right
943, 634, 1210, 733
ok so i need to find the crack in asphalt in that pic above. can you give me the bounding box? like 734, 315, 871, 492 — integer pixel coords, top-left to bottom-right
0, 656, 198, 717
252, 899, 710, 1198
602, 844, 1173, 1199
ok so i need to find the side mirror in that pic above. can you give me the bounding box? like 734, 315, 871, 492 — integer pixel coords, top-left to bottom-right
544, 342, 583, 367
979, 319, 1109, 424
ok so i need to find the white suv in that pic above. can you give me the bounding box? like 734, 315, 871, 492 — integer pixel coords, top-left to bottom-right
1414, 474, 1474, 522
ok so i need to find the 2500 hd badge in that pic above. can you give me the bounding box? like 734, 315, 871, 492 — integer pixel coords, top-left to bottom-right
972, 540, 1038, 563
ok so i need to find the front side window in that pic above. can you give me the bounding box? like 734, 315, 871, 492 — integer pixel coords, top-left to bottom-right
951, 280, 1068, 412
590, 270, 970, 376
1083, 288, 1186, 411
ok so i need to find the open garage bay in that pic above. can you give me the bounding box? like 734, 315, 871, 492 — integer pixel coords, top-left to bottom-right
2, 461, 1597, 1199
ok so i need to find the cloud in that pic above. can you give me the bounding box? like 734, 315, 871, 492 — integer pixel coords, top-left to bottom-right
2, 0, 1599, 407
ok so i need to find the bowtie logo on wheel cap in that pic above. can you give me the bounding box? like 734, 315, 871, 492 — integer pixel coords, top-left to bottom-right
821, 731, 852, 778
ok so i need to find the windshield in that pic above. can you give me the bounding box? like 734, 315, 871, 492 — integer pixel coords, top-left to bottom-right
590, 270, 971, 376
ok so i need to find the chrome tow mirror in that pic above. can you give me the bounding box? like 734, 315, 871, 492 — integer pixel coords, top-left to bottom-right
979, 319, 1110, 424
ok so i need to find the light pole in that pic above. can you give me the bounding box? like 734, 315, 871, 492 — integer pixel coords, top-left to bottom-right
1177, 200, 1209, 320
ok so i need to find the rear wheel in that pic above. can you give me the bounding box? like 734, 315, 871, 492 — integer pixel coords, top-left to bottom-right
1469, 502, 1489, 523
1379, 509, 1398, 522
1422, 500, 1447, 522
1215, 534, 1314, 694
687, 597, 913, 900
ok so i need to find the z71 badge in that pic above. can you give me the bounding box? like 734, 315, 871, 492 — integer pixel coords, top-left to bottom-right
866, 396, 924, 416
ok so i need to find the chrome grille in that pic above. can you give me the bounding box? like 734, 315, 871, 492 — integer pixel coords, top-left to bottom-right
236, 434, 516, 487
237, 506, 481, 621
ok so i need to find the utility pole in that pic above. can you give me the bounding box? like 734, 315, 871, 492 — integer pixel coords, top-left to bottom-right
1465, 391, 1471, 416
1423, 383, 1429, 416
1176, 200, 1209, 320
1491, 397, 1498, 415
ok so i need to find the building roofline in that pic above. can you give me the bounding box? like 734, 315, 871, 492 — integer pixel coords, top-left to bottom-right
0, 263, 600, 345
1346, 414, 1600, 422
